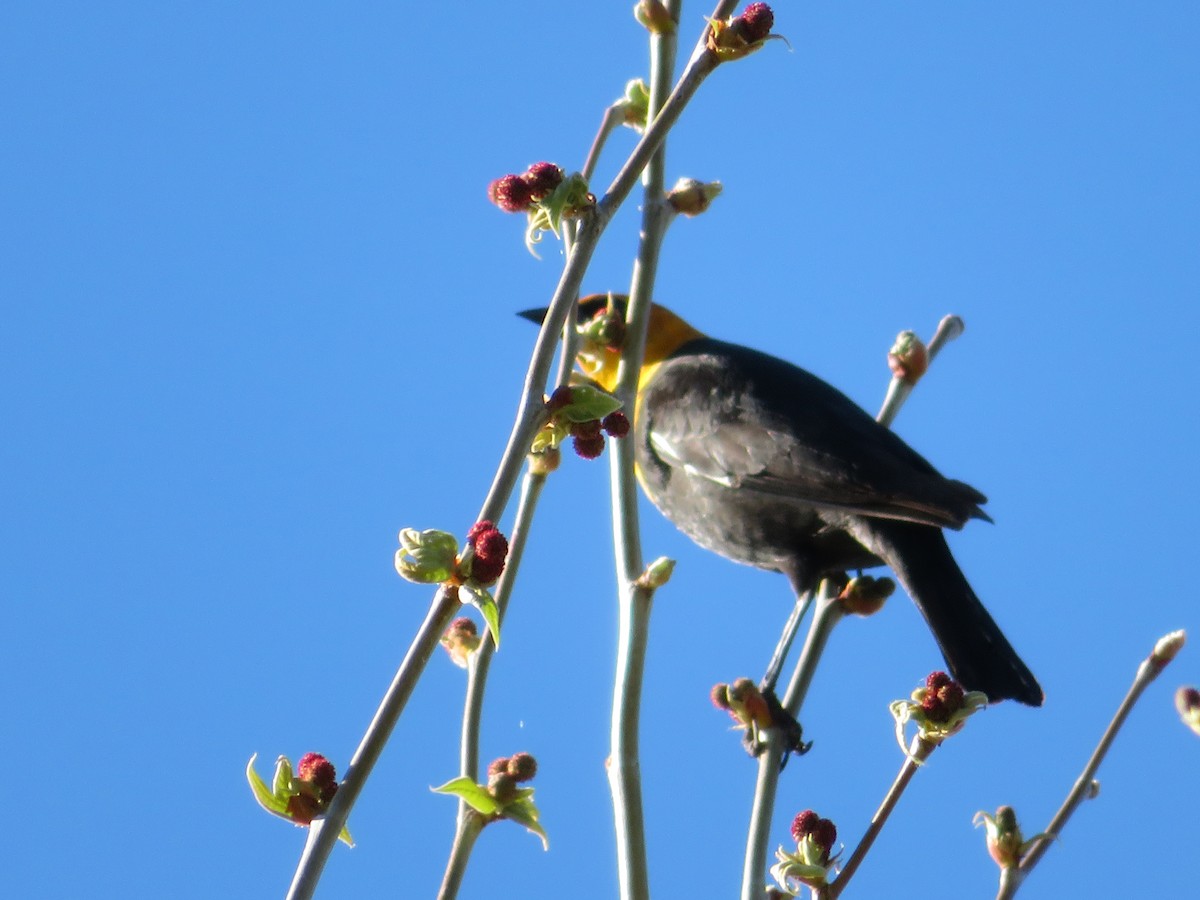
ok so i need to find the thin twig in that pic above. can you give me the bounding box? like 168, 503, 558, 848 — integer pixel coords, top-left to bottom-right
606, 5, 680, 898
742, 582, 843, 900
437, 810, 485, 900
287, 587, 463, 900
582, 105, 627, 184
828, 737, 936, 898
459, 471, 547, 796
745, 311, 966, 894
286, 26, 730, 897
996, 631, 1186, 898
876, 315, 965, 426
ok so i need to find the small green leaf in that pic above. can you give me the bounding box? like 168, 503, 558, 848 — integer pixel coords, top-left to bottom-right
559, 384, 623, 423
504, 797, 549, 850
395, 528, 460, 583
247, 754, 290, 818
432, 776, 500, 816
462, 582, 501, 650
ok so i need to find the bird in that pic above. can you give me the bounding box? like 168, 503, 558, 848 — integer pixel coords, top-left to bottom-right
521, 295, 1043, 706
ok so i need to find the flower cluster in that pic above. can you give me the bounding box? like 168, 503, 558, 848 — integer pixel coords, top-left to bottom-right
486, 752, 539, 802
393, 523, 510, 649
393, 523, 510, 589
890, 671, 987, 753
487, 162, 564, 213
433, 753, 548, 848
532, 384, 629, 462
770, 808, 840, 894
246, 752, 354, 845
487, 162, 594, 254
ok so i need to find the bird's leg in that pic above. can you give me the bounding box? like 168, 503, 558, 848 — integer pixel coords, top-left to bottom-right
760, 586, 814, 693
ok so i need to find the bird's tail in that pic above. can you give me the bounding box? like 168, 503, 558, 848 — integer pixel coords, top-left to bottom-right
860, 520, 1044, 706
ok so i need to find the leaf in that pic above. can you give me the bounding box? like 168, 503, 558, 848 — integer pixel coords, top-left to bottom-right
462, 582, 501, 651
432, 776, 500, 816
246, 754, 290, 818
559, 384, 622, 423
504, 797, 549, 850
395, 527, 459, 583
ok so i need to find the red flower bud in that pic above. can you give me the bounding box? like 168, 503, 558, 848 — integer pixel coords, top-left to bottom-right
602, 411, 630, 438
507, 752, 538, 782
467, 520, 497, 542
297, 753, 337, 790
790, 809, 819, 843
522, 162, 564, 200
921, 675, 966, 723
474, 529, 508, 562
572, 433, 606, 459
813, 818, 837, 854
570, 419, 603, 439
297, 752, 338, 805
926, 671, 952, 691
466, 522, 509, 585
734, 3, 774, 43
488, 174, 533, 213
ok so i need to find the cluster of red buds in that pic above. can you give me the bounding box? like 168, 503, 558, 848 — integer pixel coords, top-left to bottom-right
486, 752, 539, 802
247, 752, 354, 845
545, 385, 630, 460
890, 670, 987, 752
288, 753, 339, 824
434, 751, 547, 847
771, 807, 840, 891
441, 616, 481, 667
394, 523, 509, 589
920, 671, 966, 724
487, 162, 565, 213
790, 810, 838, 865
465, 520, 509, 585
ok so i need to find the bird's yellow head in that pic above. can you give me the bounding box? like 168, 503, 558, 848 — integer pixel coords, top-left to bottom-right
521, 294, 704, 393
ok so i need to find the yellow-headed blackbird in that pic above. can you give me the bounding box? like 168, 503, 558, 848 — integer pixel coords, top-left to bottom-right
523, 295, 1043, 706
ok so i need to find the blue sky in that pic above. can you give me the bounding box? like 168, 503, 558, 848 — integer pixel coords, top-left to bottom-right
4, 3, 1198, 897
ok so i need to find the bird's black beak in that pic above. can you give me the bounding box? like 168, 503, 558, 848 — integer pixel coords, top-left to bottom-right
517, 307, 548, 325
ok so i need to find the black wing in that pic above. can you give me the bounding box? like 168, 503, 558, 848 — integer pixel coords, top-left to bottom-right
641, 338, 988, 530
